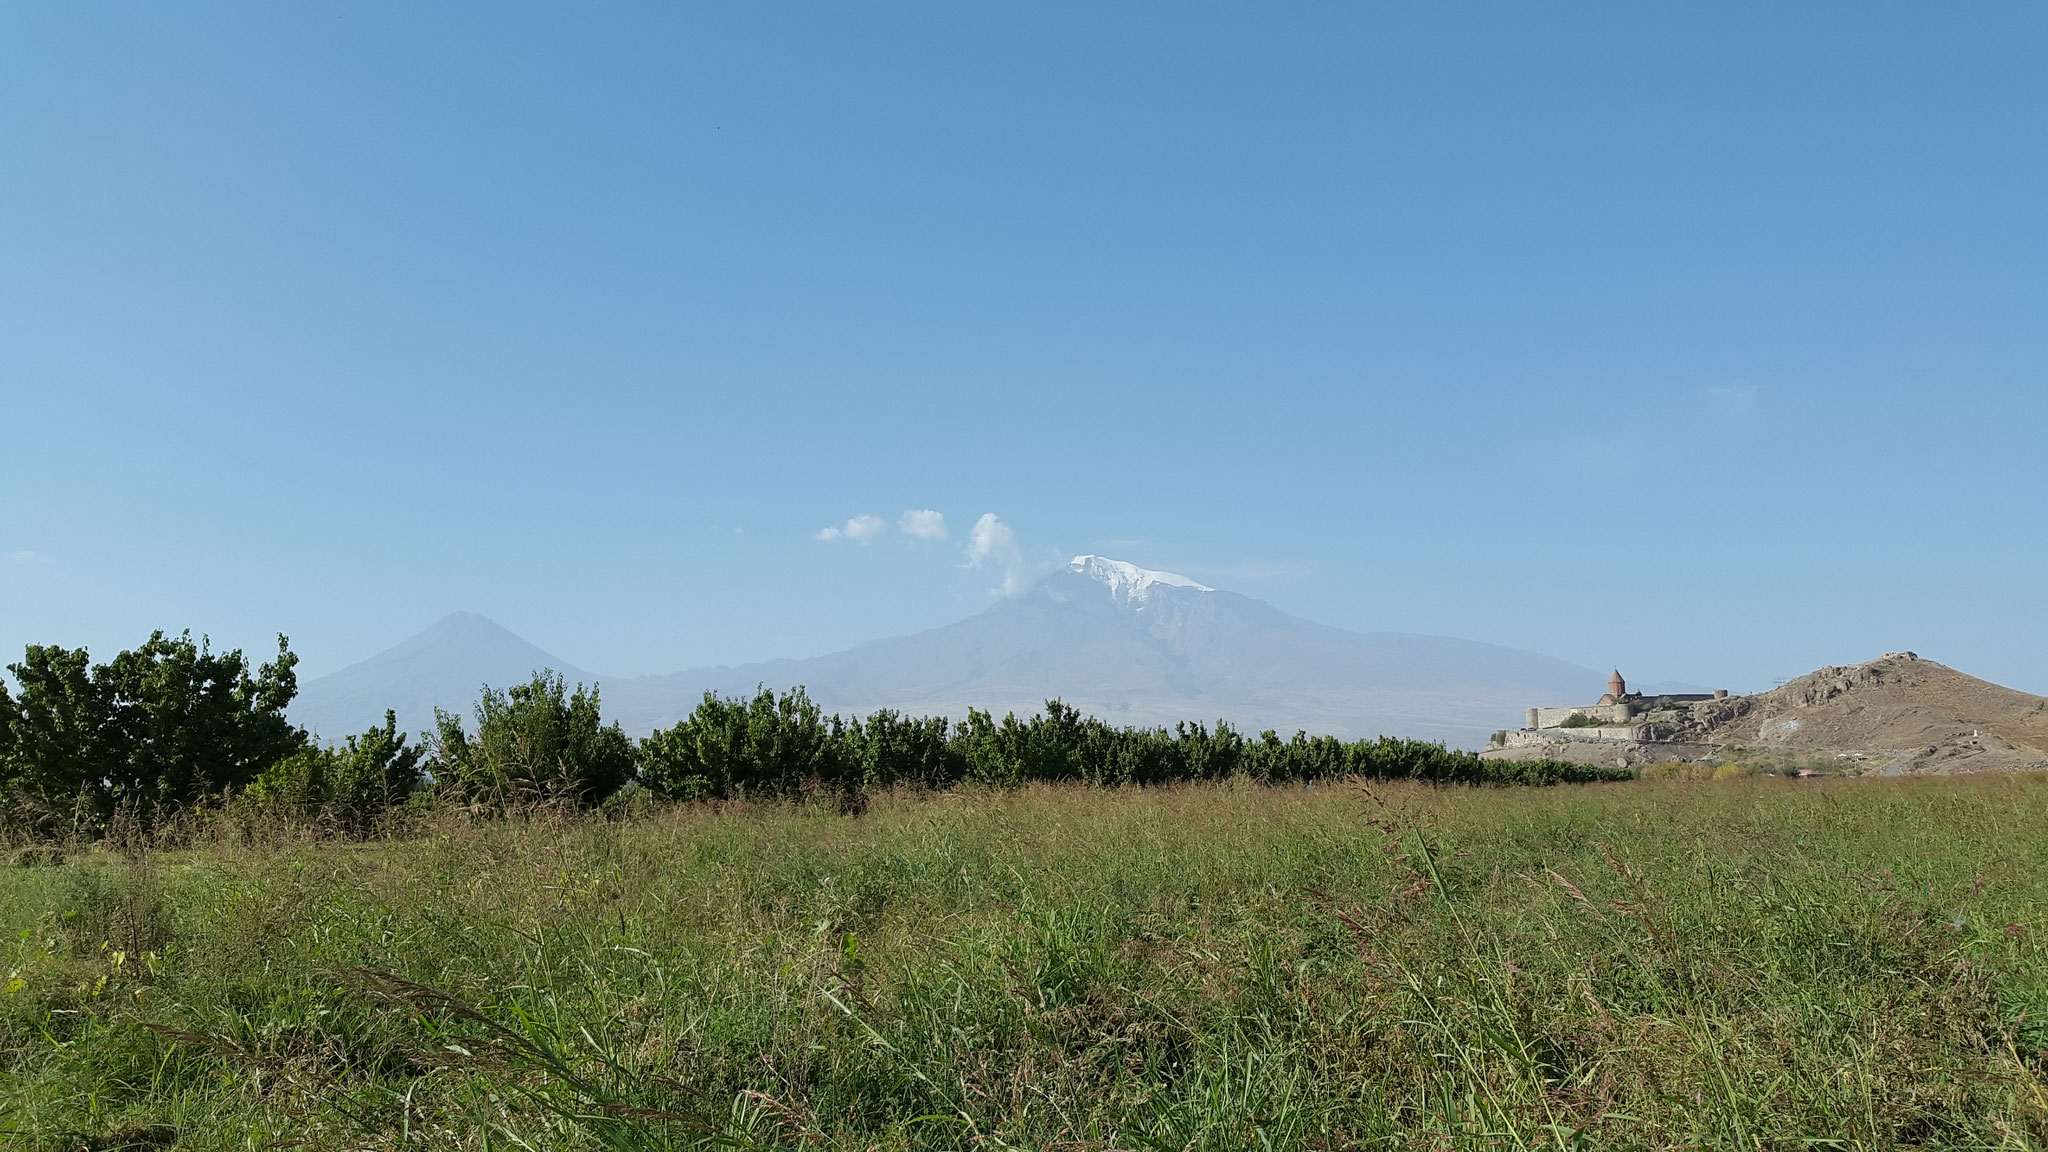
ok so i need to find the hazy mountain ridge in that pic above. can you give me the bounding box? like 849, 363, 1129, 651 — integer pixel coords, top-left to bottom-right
294, 559, 1604, 748
291, 611, 594, 741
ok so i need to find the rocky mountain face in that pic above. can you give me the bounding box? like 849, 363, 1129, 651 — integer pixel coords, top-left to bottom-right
1488, 651, 2048, 775
1665, 652, 2048, 773
294, 558, 1604, 748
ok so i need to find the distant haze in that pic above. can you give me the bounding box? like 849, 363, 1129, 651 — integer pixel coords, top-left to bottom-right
286, 611, 595, 746
293, 557, 1604, 749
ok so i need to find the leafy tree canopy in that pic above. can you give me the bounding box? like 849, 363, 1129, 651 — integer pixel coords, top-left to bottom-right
431, 671, 635, 807
2, 631, 304, 828
249, 709, 425, 834
640, 686, 835, 801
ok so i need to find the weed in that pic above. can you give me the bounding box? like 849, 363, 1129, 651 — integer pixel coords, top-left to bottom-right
2, 776, 2045, 1148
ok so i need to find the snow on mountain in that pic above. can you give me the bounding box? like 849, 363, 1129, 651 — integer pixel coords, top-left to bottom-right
1067, 555, 1213, 607
295, 559, 1607, 750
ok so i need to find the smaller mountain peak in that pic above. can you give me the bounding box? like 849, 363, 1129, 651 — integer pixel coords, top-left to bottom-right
1068, 555, 1213, 606
420, 611, 518, 639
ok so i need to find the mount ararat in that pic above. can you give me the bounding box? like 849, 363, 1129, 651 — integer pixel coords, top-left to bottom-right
292, 556, 1605, 748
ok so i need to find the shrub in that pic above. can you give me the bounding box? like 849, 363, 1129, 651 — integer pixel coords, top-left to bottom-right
247, 710, 425, 834
640, 686, 840, 801
836, 708, 956, 792
431, 672, 635, 807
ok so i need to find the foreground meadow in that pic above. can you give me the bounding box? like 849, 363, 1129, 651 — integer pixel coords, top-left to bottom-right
4, 776, 2047, 1150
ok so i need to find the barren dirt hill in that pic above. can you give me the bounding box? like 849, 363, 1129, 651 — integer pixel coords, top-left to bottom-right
1669, 653, 2048, 773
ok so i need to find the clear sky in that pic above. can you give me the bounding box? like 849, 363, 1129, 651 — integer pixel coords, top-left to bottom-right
4, 2, 2044, 696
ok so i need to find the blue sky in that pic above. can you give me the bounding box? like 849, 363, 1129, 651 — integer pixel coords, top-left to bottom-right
3, 2, 2044, 696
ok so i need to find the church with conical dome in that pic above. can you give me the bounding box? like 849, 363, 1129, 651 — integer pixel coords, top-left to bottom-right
1489, 671, 1735, 768
1597, 669, 1628, 706
1515, 670, 1727, 733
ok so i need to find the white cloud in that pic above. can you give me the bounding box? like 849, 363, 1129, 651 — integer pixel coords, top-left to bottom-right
965, 512, 1016, 567
899, 508, 948, 541
9, 550, 50, 565
816, 514, 886, 544
964, 513, 1038, 596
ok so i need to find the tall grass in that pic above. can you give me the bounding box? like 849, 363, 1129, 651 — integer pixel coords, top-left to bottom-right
4, 776, 2046, 1149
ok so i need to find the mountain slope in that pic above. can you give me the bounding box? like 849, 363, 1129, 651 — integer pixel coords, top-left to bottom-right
597, 557, 1599, 746
291, 612, 591, 740
294, 559, 1606, 748
1667, 652, 2048, 773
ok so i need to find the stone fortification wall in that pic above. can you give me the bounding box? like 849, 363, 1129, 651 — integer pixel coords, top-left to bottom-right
1482, 738, 1725, 769
1526, 703, 1633, 729
1496, 727, 1645, 748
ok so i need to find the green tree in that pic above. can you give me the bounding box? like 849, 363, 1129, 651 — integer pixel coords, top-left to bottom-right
838, 708, 956, 792
93, 631, 304, 807
952, 701, 1088, 787
0, 677, 12, 772
640, 686, 837, 801
3, 646, 106, 821
2, 632, 302, 829
248, 710, 425, 833
431, 672, 634, 807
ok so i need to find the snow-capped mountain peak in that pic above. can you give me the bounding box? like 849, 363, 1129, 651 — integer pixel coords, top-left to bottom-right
1067, 555, 1213, 607
297, 567, 1603, 750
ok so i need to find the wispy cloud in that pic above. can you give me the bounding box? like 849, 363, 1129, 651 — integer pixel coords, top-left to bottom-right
9, 550, 51, 566
899, 508, 948, 541
964, 513, 1054, 597
965, 513, 1017, 569
815, 514, 886, 544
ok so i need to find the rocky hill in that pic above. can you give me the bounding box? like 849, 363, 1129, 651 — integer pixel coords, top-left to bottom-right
1661, 652, 2048, 773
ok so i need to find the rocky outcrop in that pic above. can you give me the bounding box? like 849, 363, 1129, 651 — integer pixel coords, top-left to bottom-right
1485, 653, 2048, 776
1666, 653, 2048, 774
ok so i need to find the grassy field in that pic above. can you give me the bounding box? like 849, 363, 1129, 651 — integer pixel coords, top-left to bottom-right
4, 776, 2048, 1150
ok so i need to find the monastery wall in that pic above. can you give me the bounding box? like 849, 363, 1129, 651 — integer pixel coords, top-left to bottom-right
1496, 726, 1645, 748
1526, 703, 1634, 729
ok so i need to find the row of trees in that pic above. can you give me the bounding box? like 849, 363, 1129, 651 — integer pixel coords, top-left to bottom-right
0, 633, 624, 836
637, 692, 1627, 804
1, 632, 1628, 838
